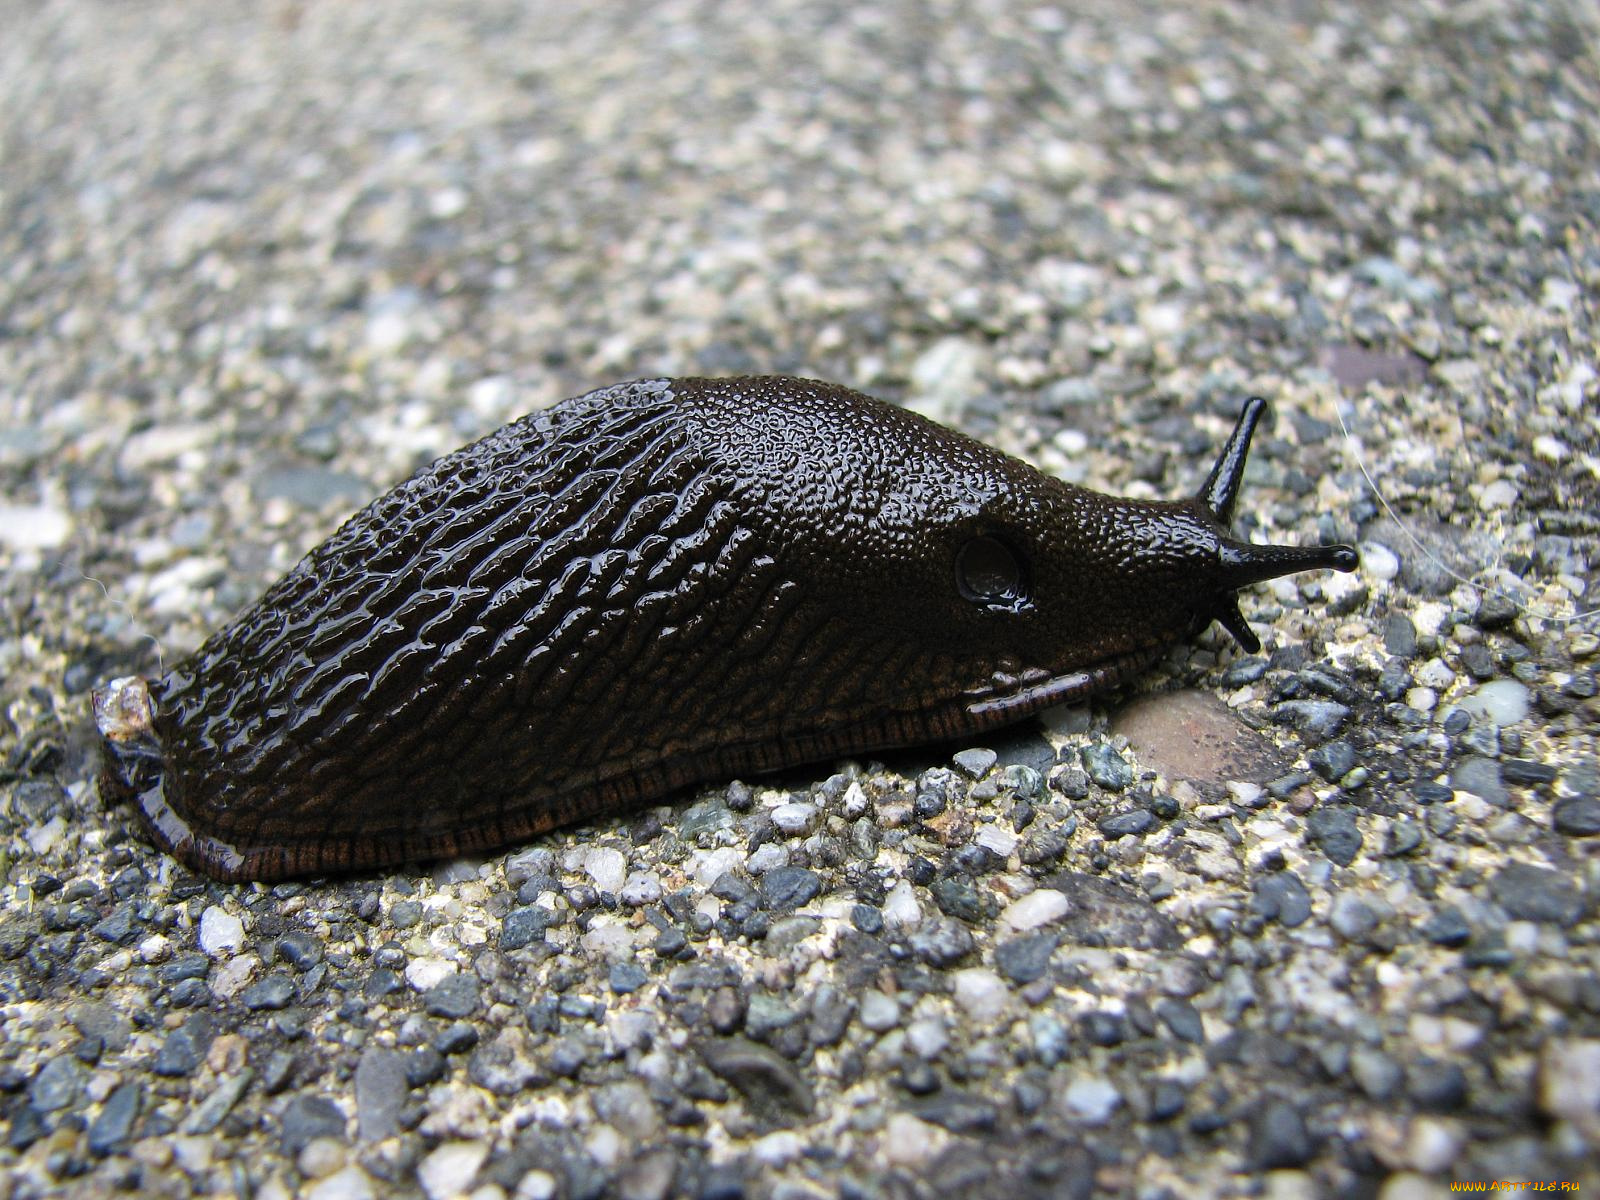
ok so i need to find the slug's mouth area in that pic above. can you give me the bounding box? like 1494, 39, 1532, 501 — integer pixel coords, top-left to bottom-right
960, 649, 1167, 721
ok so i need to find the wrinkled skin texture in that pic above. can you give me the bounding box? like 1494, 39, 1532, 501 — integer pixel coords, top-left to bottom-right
95, 377, 1353, 881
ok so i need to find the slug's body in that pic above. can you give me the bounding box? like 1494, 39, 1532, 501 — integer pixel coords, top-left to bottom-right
95, 377, 1355, 881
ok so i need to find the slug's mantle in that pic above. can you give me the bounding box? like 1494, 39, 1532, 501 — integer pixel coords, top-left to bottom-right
95, 376, 1356, 881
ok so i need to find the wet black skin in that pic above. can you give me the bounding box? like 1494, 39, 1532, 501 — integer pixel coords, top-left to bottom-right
94, 376, 1356, 881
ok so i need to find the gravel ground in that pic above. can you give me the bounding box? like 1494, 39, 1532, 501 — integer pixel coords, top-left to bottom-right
3, 1, 1599, 1197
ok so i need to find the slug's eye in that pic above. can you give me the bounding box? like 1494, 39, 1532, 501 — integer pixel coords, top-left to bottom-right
956, 535, 1030, 613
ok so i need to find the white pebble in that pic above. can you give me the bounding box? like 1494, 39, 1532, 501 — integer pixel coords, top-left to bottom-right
745, 844, 788, 874
840, 782, 869, 818
405, 958, 457, 992
883, 880, 922, 929
1455, 680, 1532, 727
1405, 1118, 1463, 1174
688, 847, 744, 889
859, 991, 900, 1032
881, 1113, 947, 1168
582, 847, 627, 894
1061, 1076, 1122, 1123
1479, 479, 1518, 510
1359, 541, 1399, 581
750, 1130, 804, 1166
999, 888, 1070, 933
951, 968, 1010, 1023
199, 906, 246, 956
418, 1141, 489, 1200
1405, 687, 1437, 713
306, 1166, 376, 1200
618, 871, 661, 907
974, 823, 1017, 859
906, 1017, 949, 1059
1414, 659, 1456, 690
210, 953, 259, 999
0, 504, 71, 551
1539, 1039, 1600, 1127
770, 802, 818, 835
513, 1170, 557, 1200
26, 816, 65, 856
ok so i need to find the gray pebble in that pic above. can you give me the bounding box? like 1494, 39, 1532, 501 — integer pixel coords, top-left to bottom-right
697, 1037, 814, 1119
1249, 1101, 1314, 1169
610, 963, 648, 994
153, 1015, 213, 1078
1553, 796, 1600, 836
241, 973, 296, 1010
1252, 872, 1313, 928
1328, 893, 1379, 941
279, 1094, 346, 1156
994, 932, 1058, 984
1451, 756, 1508, 805
759, 866, 820, 912
1305, 806, 1363, 866
1080, 744, 1134, 791
1271, 700, 1351, 742
1097, 809, 1157, 838
953, 747, 998, 779
424, 974, 481, 1019
29, 1055, 86, 1111
87, 1081, 140, 1156
1491, 862, 1588, 926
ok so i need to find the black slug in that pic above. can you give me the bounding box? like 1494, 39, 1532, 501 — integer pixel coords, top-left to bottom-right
94, 376, 1356, 882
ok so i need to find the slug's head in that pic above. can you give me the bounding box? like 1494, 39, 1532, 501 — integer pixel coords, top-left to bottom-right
763, 391, 1358, 724
694, 379, 1357, 734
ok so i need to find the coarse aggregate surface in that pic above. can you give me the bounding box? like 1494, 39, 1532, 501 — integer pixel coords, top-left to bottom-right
1, 2, 1598, 1198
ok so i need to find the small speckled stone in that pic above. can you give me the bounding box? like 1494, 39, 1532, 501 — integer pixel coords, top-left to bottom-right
1553, 797, 1600, 837
1080, 744, 1134, 791
423, 974, 480, 1019
87, 1081, 140, 1156
953, 748, 998, 778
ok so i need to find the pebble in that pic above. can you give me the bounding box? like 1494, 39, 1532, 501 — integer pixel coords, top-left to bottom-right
424, 974, 481, 1019
87, 1082, 141, 1156
1491, 863, 1587, 926
199, 906, 246, 956
1449, 757, 1506, 806
619, 870, 662, 906
952, 748, 998, 779
1061, 1077, 1121, 1124
951, 969, 1009, 1023
418, 1141, 489, 1200
697, 1037, 815, 1117
1080, 744, 1134, 791
29, 1055, 86, 1111
771, 802, 819, 835
305, 1167, 377, 1200
1360, 542, 1400, 581
280, 1095, 347, 1157
1304, 807, 1363, 866
355, 1049, 408, 1142
1328, 893, 1380, 942
760, 866, 821, 912
582, 847, 628, 894
1454, 680, 1532, 727
1252, 872, 1313, 928
859, 992, 900, 1032
1552, 796, 1600, 836
994, 932, 1058, 984
999, 888, 1070, 933
1250, 1102, 1314, 1169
